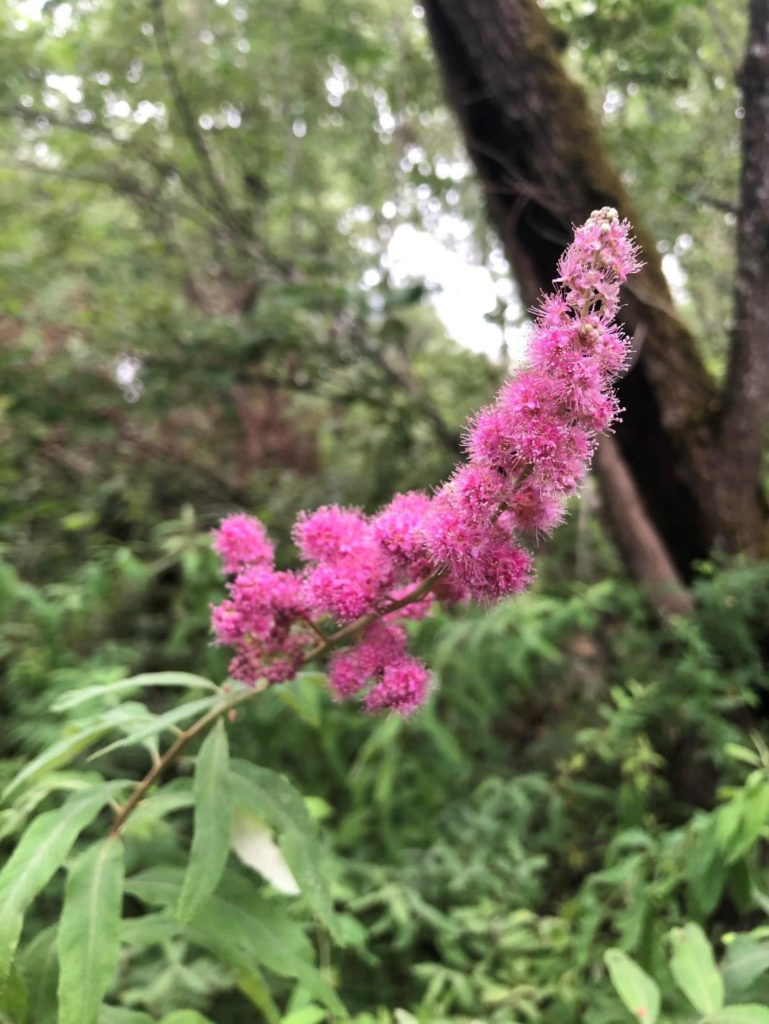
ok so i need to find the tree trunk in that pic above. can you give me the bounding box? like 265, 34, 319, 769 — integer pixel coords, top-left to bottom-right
716, 0, 769, 553
423, 0, 769, 588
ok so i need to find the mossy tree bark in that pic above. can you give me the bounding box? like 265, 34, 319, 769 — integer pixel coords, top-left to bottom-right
423, 0, 768, 598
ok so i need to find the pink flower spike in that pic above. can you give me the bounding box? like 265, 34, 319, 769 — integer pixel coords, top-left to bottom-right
210, 209, 642, 713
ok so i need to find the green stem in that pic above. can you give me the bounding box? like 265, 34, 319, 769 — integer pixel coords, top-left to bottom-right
109, 684, 259, 837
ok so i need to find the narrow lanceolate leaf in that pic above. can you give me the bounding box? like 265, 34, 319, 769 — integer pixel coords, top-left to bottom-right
88, 696, 219, 762
230, 759, 340, 941
604, 949, 661, 1024
0, 783, 124, 982
57, 837, 125, 1024
3, 724, 117, 802
670, 923, 725, 1015
53, 672, 220, 712
177, 720, 232, 924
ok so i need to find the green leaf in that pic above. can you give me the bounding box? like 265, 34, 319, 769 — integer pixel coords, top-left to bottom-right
0, 784, 124, 982
3, 723, 119, 802
53, 672, 220, 711
724, 744, 761, 768
0, 964, 28, 1024
57, 837, 125, 1024
280, 1008, 327, 1024
177, 720, 232, 923
125, 868, 344, 1015
230, 760, 340, 941
99, 1009, 155, 1024
687, 822, 727, 918
159, 1013, 217, 1024
722, 936, 769, 996
119, 911, 178, 948
233, 963, 281, 1024
19, 924, 58, 1023
120, 784, 193, 838
604, 949, 660, 1024
703, 1006, 769, 1024
87, 696, 219, 761
727, 783, 769, 864
670, 923, 724, 1014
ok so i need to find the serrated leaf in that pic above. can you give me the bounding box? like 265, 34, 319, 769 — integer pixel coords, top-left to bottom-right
57, 837, 125, 1024
230, 760, 340, 941
19, 924, 58, 1023
234, 963, 281, 1023
177, 720, 232, 923
703, 1006, 769, 1024
53, 672, 220, 711
670, 923, 724, 1014
0, 784, 124, 982
87, 696, 218, 761
604, 948, 660, 1024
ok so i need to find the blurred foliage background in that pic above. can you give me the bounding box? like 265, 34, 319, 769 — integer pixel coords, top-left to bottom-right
1, 0, 768, 1021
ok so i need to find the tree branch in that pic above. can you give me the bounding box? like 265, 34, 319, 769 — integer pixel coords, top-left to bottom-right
149, 0, 240, 232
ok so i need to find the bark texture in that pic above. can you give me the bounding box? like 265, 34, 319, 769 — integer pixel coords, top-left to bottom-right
717, 0, 769, 552
423, 0, 769, 588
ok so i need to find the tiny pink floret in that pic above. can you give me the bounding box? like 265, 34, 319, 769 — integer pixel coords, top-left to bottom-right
212, 513, 274, 575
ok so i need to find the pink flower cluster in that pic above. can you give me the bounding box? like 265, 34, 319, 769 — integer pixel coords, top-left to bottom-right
211, 208, 641, 714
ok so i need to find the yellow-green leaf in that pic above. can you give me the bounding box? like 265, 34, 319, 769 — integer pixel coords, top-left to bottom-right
670, 923, 724, 1015
604, 949, 660, 1024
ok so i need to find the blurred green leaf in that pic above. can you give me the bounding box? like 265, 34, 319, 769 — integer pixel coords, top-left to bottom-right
125, 868, 344, 1015
604, 949, 660, 1024
177, 720, 232, 923
87, 696, 220, 761
703, 1007, 769, 1024
57, 837, 125, 1024
230, 759, 340, 941
0, 784, 124, 982
670, 923, 724, 1015
53, 672, 220, 711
